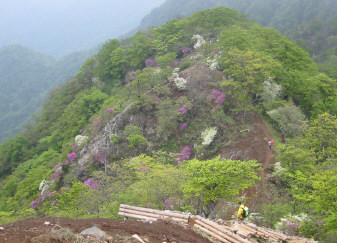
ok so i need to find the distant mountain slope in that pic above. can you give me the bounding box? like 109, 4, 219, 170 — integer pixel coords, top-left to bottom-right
136, 0, 337, 32
129, 0, 337, 78
0, 0, 164, 57
0, 45, 97, 142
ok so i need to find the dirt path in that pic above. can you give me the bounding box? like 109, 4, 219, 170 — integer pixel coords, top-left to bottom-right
254, 121, 274, 193
221, 114, 276, 173
220, 113, 277, 209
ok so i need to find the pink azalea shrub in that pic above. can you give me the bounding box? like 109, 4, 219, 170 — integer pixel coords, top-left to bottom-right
176, 146, 192, 163
177, 106, 188, 115
179, 123, 187, 130
145, 57, 158, 67
83, 179, 101, 190
207, 89, 226, 105
67, 152, 76, 162
104, 107, 114, 113
163, 199, 174, 210
30, 200, 40, 209
54, 163, 63, 171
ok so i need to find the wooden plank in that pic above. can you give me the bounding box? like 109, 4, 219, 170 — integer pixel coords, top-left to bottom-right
119, 208, 188, 224
120, 204, 189, 219
196, 216, 251, 243
194, 224, 231, 243
263, 228, 288, 241
118, 212, 158, 221
240, 224, 278, 241
195, 219, 240, 243
132, 234, 146, 243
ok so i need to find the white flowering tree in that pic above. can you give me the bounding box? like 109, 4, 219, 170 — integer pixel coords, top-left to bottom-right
191, 34, 206, 49
171, 68, 187, 90
201, 127, 217, 145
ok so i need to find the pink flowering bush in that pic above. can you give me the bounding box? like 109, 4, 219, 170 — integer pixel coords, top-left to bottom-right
83, 179, 101, 190
176, 146, 192, 163
177, 106, 188, 115
50, 170, 64, 182
145, 57, 158, 67
163, 197, 185, 210
207, 89, 226, 105
92, 151, 107, 164
54, 163, 63, 171
104, 107, 114, 113
31, 148, 76, 209
30, 200, 40, 209
163, 199, 174, 209
179, 122, 187, 130
67, 152, 76, 163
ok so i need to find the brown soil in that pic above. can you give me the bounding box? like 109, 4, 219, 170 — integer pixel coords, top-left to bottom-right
220, 113, 277, 212
0, 217, 212, 243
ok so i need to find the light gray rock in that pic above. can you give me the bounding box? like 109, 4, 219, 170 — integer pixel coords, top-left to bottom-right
79, 225, 106, 238
77, 106, 130, 167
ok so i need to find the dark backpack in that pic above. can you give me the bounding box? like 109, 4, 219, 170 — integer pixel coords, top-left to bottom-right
242, 206, 249, 218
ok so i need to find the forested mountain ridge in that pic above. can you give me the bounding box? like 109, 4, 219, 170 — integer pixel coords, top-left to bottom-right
0, 45, 97, 142
135, 0, 337, 33
0, 7, 337, 241
129, 0, 337, 78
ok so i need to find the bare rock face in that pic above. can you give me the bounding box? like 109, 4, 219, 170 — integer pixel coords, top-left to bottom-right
77, 108, 129, 167
77, 104, 157, 168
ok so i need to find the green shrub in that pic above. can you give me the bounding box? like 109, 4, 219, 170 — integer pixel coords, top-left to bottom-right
123, 125, 147, 148
127, 134, 147, 148
267, 105, 306, 137
110, 135, 120, 144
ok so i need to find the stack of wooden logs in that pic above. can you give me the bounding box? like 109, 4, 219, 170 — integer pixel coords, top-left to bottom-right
118, 204, 190, 224
194, 216, 250, 243
230, 223, 315, 243
118, 204, 316, 243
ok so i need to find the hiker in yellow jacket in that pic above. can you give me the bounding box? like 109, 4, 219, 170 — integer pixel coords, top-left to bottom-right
237, 202, 245, 220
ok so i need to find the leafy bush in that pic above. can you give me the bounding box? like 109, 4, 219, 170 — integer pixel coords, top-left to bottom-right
156, 52, 177, 68
110, 135, 119, 144
126, 134, 147, 148
123, 125, 147, 148
156, 99, 180, 140
267, 104, 306, 137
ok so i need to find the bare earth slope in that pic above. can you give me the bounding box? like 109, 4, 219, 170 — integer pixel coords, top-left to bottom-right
0, 217, 211, 243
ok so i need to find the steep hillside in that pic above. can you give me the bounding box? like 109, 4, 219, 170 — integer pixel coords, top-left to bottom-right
1, 7, 336, 241
0, 45, 97, 142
